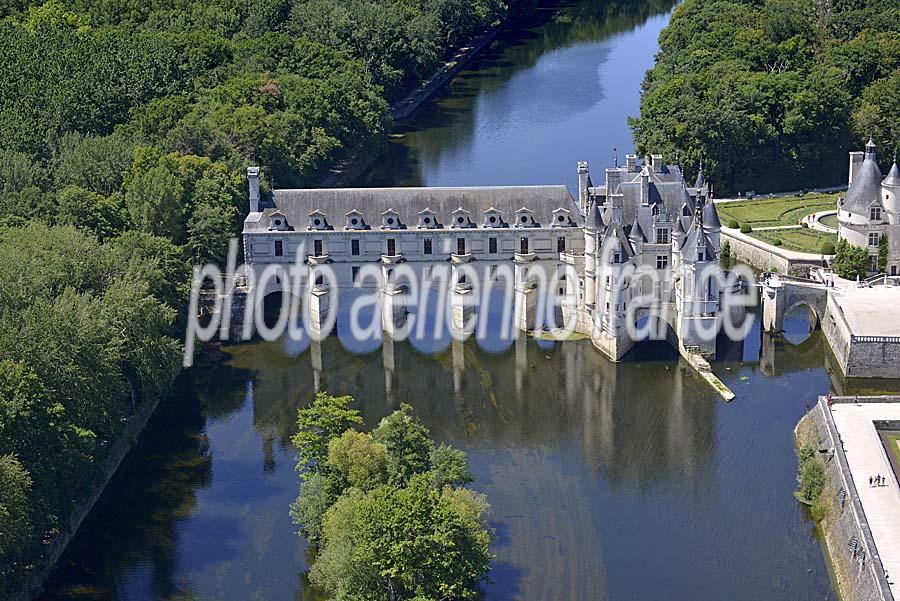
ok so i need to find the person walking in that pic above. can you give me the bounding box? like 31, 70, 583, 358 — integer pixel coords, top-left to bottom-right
870, 476, 874, 487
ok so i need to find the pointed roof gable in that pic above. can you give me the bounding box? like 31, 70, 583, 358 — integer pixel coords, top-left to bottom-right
601, 221, 636, 258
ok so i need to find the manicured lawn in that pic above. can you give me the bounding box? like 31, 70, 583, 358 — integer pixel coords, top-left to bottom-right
751, 228, 837, 254
716, 193, 838, 228
885, 433, 900, 475
820, 214, 839, 229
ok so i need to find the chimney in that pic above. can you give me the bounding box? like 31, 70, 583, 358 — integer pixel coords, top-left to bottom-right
577, 161, 589, 210
848, 152, 864, 185
248, 166, 260, 213
605, 167, 621, 195
651, 154, 663, 173
640, 166, 650, 205
626, 154, 637, 172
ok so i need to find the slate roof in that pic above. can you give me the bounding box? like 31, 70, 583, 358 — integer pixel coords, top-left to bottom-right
629, 215, 645, 241
681, 221, 717, 263
244, 185, 581, 233
884, 162, 900, 187
703, 200, 721, 229
844, 156, 883, 216
586, 201, 604, 231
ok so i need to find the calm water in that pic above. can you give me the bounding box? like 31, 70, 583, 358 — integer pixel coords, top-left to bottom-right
40, 1, 874, 599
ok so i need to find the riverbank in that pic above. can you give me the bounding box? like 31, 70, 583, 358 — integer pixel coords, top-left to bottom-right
12, 394, 164, 601
317, 25, 502, 188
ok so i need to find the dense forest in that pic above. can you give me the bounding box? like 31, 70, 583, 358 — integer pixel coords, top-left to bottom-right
631, 0, 900, 195
0, 0, 518, 594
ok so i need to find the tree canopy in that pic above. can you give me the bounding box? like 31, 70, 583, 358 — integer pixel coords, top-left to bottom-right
290, 395, 490, 600
630, 0, 900, 195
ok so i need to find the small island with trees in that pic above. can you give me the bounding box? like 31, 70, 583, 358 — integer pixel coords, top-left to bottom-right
291, 393, 492, 600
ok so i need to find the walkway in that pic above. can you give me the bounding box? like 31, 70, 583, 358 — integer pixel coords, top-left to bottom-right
830, 401, 900, 598
804, 210, 839, 234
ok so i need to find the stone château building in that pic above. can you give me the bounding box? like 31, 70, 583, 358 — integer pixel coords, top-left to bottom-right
241, 153, 727, 360
838, 139, 900, 275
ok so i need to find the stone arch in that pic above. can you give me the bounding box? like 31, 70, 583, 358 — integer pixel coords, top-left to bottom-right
259, 288, 304, 332
761, 279, 827, 334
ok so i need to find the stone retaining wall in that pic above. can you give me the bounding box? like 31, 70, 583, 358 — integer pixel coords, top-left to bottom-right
722, 229, 825, 276
797, 398, 895, 601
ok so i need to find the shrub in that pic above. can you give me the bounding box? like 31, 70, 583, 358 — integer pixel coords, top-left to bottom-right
720, 240, 731, 259
773, 239, 783, 247
740, 223, 753, 234
833, 238, 870, 280
820, 240, 836, 255
726, 219, 739, 229
798, 457, 825, 504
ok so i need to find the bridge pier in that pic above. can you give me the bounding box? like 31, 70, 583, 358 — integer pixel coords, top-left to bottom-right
761, 281, 785, 333
513, 257, 538, 332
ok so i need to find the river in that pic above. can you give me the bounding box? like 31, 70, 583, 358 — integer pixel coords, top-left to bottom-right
41, 1, 852, 599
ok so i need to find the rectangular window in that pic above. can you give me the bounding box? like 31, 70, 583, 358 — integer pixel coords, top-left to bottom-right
869, 233, 880, 246
423, 238, 432, 255
489, 237, 498, 254
274, 240, 283, 257
656, 255, 669, 270
871, 255, 879, 271
351, 239, 360, 256
656, 229, 669, 244
352, 266, 360, 281
557, 236, 566, 253
613, 251, 622, 264
387, 238, 396, 256
871, 207, 882, 221
314, 239, 323, 256
520, 237, 529, 254
457, 237, 466, 255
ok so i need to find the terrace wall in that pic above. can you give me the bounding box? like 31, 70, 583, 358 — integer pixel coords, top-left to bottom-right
797, 398, 896, 601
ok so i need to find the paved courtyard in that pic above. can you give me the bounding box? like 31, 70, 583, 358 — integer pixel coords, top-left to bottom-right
830, 401, 900, 597
830, 287, 900, 337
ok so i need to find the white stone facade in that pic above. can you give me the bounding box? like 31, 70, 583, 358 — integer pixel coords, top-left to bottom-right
838, 140, 900, 275
241, 154, 727, 360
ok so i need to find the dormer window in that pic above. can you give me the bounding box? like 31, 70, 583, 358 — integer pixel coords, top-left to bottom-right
418, 208, 439, 229
871, 206, 882, 221
483, 208, 505, 228
682, 204, 691, 217
515, 208, 538, 228
381, 209, 403, 230
655, 228, 670, 245
269, 210, 289, 231
308, 210, 328, 231
345, 210, 367, 230
451, 208, 474, 228
552, 208, 573, 227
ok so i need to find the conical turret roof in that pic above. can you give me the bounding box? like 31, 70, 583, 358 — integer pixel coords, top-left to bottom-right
883, 161, 900, 187
703, 200, 721, 230
629, 215, 645, 241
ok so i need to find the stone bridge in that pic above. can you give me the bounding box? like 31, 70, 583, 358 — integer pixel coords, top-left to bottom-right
760, 273, 828, 333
